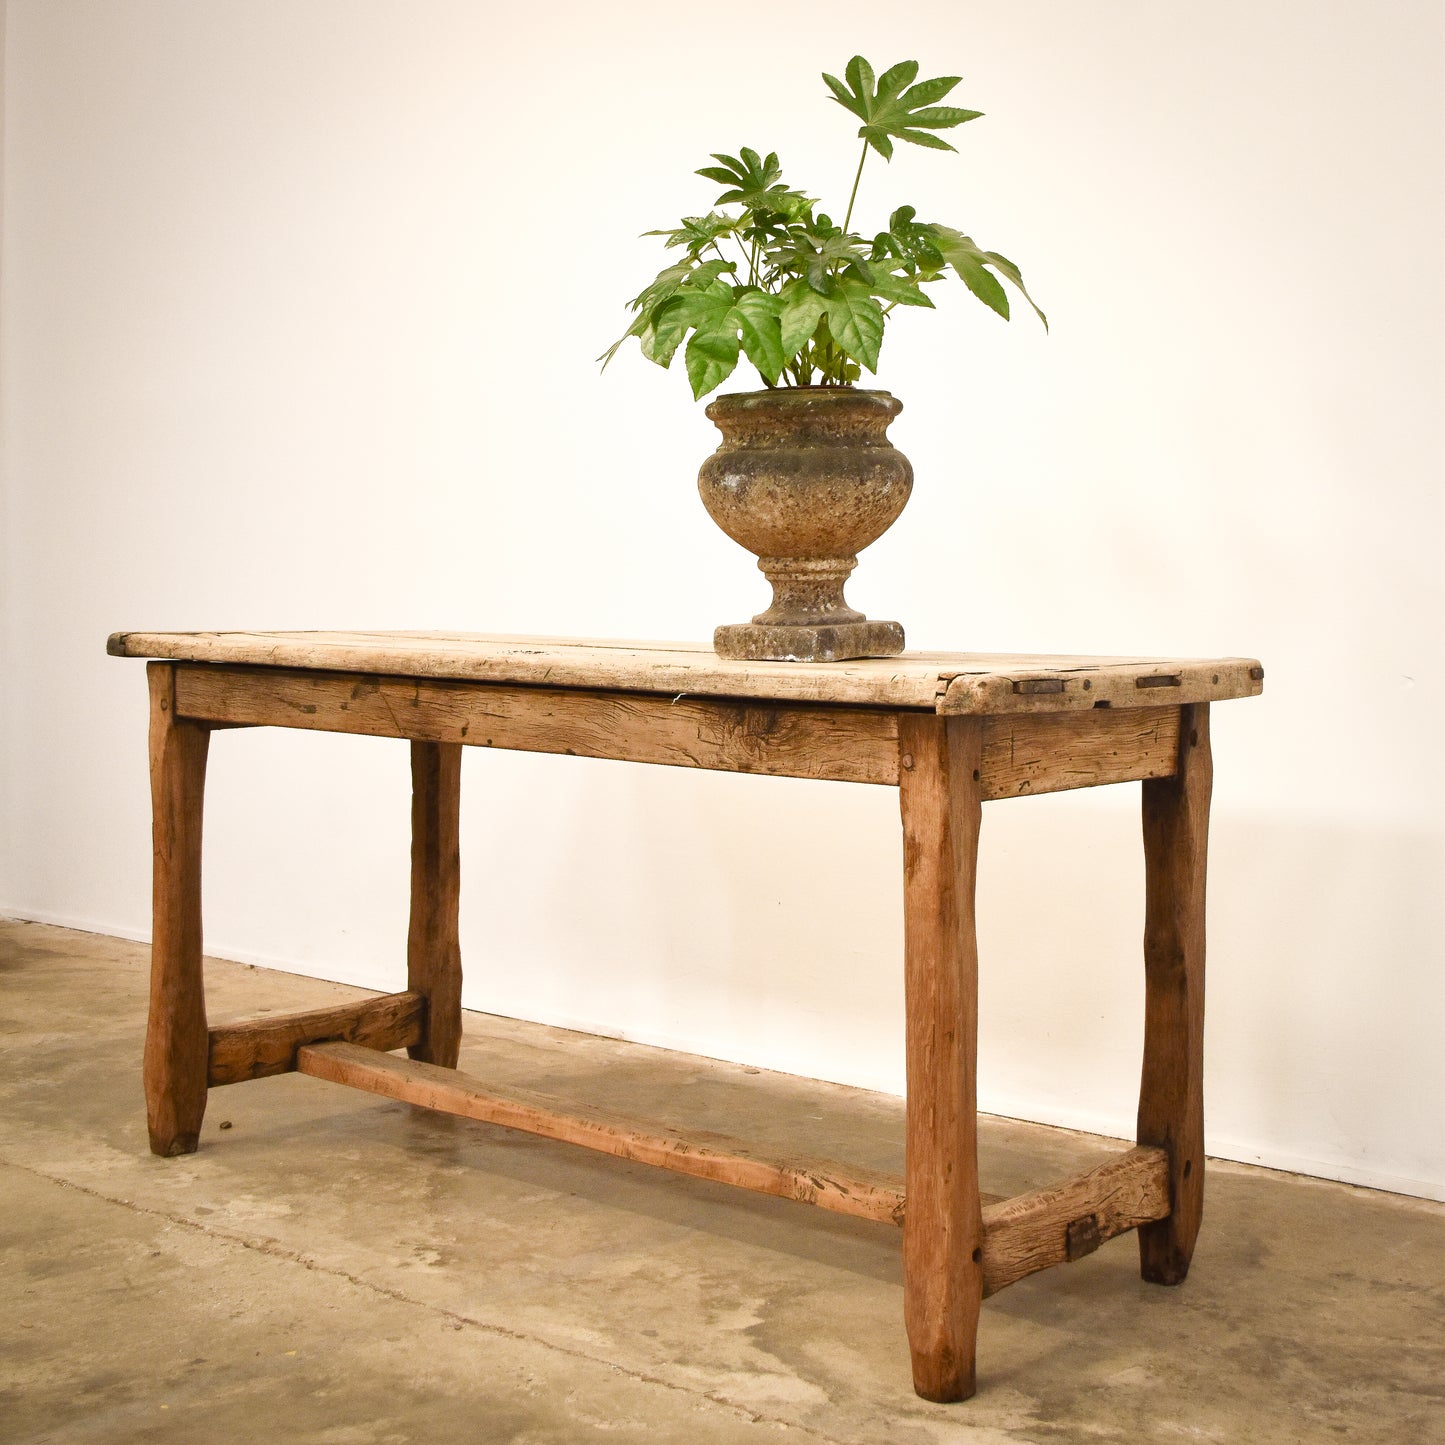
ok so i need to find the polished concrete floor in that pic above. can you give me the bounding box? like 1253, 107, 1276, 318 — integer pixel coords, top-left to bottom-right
1, 919, 1441, 1444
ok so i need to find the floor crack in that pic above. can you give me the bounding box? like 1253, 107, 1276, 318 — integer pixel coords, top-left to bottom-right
3, 1155, 864, 1445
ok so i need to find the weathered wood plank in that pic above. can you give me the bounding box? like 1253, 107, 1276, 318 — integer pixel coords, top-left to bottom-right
144, 663, 212, 1157
115, 630, 953, 708
170, 665, 902, 785
977, 706, 1180, 799
898, 714, 986, 1403
1138, 703, 1212, 1284
108, 630, 1265, 715
170, 664, 1183, 797
408, 742, 463, 1067
980, 1146, 1172, 1296
295, 1041, 909, 1226
207, 991, 426, 1086
940, 657, 1262, 715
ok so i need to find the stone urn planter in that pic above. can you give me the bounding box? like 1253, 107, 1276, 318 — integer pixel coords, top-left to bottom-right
698, 387, 912, 662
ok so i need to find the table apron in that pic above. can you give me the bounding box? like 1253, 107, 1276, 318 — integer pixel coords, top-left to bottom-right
169, 663, 1182, 797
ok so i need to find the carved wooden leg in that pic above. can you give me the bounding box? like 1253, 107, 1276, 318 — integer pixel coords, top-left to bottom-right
1137, 703, 1212, 1284
898, 713, 985, 1402
144, 662, 211, 1157
407, 741, 463, 1067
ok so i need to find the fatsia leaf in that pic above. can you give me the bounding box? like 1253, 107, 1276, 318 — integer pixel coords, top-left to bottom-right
821, 70, 858, 116
640, 282, 787, 394
682, 258, 738, 289
931, 225, 1048, 329
767, 224, 873, 296
871, 208, 945, 276
845, 55, 876, 105
623, 260, 692, 316
975, 247, 1048, 330
875, 60, 919, 101
639, 320, 677, 368
867, 269, 935, 308
685, 324, 740, 400
822, 55, 983, 159
639, 275, 735, 369
600, 258, 703, 366
949, 250, 1011, 319
892, 127, 956, 150
778, 280, 828, 357
897, 76, 961, 108
812, 316, 862, 384
597, 309, 651, 368
732, 290, 786, 385
648, 275, 733, 342
619, 257, 732, 328
644, 297, 697, 368
823, 280, 885, 371
657, 277, 735, 327
641, 212, 740, 256
695, 148, 811, 215
740, 206, 802, 250
908, 106, 978, 126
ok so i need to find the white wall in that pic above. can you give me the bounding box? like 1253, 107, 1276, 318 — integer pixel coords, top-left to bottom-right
2, 0, 1441, 1199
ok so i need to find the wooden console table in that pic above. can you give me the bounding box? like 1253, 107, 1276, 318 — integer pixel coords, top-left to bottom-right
108, 630, 1263, 1401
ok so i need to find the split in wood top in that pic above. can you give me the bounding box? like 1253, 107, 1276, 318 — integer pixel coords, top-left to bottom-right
107, 630, 1263, 715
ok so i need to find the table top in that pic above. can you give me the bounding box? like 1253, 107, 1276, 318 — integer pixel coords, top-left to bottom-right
108, 630, 1264, 715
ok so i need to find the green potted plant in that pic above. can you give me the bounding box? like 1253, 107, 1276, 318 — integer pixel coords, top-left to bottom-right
603, 56, 1046, 662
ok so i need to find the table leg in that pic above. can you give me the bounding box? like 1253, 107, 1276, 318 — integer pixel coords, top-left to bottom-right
898, 713, 986, 1402
1138, 702, 1212, 1284
144, 662, 211, 1157
407, 740, 463, 1068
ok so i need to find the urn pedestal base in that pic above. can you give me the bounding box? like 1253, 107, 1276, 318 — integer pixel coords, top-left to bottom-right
713, 619, 905, 663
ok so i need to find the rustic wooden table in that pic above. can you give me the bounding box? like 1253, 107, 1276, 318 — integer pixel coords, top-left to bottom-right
109, 630, 1263, 1402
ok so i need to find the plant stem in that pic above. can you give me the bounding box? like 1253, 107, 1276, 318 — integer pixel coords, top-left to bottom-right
842, 139, 868, 233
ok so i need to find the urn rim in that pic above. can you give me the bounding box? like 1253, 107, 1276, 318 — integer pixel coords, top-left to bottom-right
704, 386, 902, 422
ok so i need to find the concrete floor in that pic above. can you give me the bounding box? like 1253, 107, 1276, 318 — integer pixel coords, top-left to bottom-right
1, 920, 1441, 1444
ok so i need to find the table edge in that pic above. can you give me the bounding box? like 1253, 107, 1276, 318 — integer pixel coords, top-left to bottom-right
107, 632, 1265, 715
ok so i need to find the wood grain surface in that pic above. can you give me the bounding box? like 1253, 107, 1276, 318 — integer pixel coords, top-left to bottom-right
168, 665, 1189, 800
980, 1146, 1171, 1296
207, 990, 425, 1086
109, 630, 1264, 715
169, 664, 902, 785
296, 1041, 910, 1226
407, 742, 463, 1067
1137, 702, 1212, 1284
898, 713, 986, 1402
143, 662, 211, 1156
977, 706, 1181, 798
